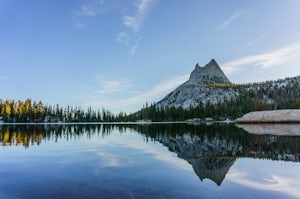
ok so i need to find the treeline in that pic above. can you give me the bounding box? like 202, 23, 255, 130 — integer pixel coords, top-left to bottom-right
128, 76, 300, 121
0, 99, 125, 123
1, 76, 300, 123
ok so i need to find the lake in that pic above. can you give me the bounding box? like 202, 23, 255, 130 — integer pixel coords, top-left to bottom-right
0, 123, 300, 199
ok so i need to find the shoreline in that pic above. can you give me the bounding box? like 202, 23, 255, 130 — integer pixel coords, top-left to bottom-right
235, 109, 300, 123
0, 120, 234, 125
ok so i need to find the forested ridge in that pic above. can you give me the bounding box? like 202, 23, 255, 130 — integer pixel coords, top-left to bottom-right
1, 76, 300, 123
0, 99, 123, 123
128, 75, 300, 121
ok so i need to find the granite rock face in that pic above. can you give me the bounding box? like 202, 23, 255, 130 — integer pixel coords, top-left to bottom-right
184, 59, 231, 85
157, 59, 237, 109
235, 109, 300, 123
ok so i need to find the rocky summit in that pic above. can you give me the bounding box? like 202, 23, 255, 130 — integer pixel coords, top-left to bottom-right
184, 59, 230, 85
157, 59, 238, 109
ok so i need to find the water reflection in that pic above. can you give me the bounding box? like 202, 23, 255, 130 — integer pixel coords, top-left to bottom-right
0, 123, 300, 187
132, 124, 300, 186
236, 123, 300, 135
0, 124, 114, 147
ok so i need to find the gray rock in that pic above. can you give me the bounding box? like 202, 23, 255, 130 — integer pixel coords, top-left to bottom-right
184, 59, 230, 85
157, 59, 236, 109
235, 109, 300, 123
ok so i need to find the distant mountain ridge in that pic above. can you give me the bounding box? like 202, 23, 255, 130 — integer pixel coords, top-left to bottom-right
157, 59, 237, 109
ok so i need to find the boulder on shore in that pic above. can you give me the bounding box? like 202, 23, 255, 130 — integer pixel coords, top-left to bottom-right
235, 109, 300, 123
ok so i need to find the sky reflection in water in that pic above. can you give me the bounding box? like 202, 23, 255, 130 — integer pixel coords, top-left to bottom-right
0, 124, 299, 199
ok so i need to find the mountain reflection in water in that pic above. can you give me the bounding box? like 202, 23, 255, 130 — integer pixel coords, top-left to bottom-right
0, 123, 300, 186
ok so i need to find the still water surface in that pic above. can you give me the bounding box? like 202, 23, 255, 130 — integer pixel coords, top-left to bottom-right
0, 123, 300, 199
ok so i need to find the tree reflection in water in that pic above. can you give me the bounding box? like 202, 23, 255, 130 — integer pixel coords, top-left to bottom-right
0, 123, 299, 185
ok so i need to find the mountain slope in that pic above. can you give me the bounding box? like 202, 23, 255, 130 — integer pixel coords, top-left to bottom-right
184, 59, 230, 85
157, 59, 238, 109
127, 60, 300, 121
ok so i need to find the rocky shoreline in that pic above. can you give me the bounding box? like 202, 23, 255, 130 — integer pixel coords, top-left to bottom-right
235, 109, 300, 123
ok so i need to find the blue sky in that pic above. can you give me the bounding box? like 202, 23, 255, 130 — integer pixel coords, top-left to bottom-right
1, 0, 300, 113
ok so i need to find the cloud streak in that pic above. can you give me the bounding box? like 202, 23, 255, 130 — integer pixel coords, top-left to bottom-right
86, 74, 189, 112
213, 11, 242, 32
116, 0, 155, 55
115, 74, 188, 106
235, 27, 277, 53
222, 42, 300, 75
0, 75, 11, 80
130, 37, 143, 55
74, 23, 87, 29
96, 77, 133, 94
123, 16, 139, 32
72, 0, 106, 28
72, 0, 105, 17
123, 0, 154, 31
116, 31, 130, 45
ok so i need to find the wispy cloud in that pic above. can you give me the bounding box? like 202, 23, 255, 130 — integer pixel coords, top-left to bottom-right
227, 169, 300, 198
222, 42, 300, 75
116, 0, 155, 55
130, 37, 143, 56
96, 77, 133, 94
74, 23, 87, 29
85, 74, 189, 112
116, 74, 188, 105
96, 151, 135, 167
213, 11, 242, 32
79, 4, 97, 16
0, 75, 11, 80
122, 0, 154, 31
72, 0, 106, 28
72, 0, 105, 17
137, 0, 153, 13
116, 31, 130, 45
235, 27, 277, 53
123, 16, 139, 32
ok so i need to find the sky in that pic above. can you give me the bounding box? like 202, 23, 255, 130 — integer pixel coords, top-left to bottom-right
1, 0, 300, 113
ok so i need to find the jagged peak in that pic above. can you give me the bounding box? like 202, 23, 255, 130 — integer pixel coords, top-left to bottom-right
207, 58, 218, 66
185, 59, 231, 85
157, 58, 234, 110
204, 59, 222, 71
194, 59, 218, 69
